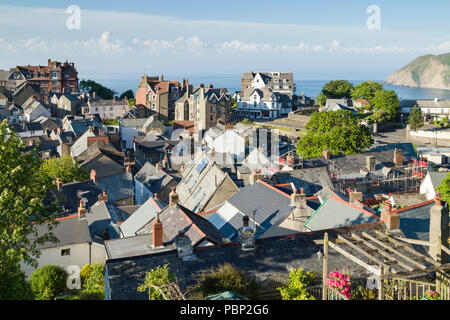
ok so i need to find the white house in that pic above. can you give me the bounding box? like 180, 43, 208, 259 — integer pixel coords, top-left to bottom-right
207, 130, 246, 162
420, 171, 448, 200
236, 88, 291, 119
21, 214, 107, 278
21, 96, 51, 122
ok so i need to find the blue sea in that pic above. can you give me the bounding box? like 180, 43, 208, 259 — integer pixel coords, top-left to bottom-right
95, 76, 450, 101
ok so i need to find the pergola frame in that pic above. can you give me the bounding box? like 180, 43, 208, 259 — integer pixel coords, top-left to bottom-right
322, 230, 450, 300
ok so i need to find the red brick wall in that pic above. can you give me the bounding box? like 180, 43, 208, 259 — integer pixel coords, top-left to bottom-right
136, 88, 147, 106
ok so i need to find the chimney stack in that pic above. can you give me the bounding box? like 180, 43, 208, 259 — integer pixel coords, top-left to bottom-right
90, 169, 97, 183
211, 147, 216, 157
238, 215, 256, 251
176, 230, 194, 261
55, 178, 62, 191
366, 156, 376, 172
152, 214, 163, 248
323, 149, 331, 160
349, 189, 363, 203
380, 201, 400, 230
249, 169, 264, 185
98, 189, 108, 202
78, 200, 87, 220
291, 187, 307, 209
153, 193, 158, 200
393, 148, 403, 167
429, 194, 449, 262
169, 187, 179, 206
125, 165, 131, 173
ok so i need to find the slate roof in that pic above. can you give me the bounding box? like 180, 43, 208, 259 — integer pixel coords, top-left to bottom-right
177, 151, 238, 213
30, 215, 92, 250
305, 143, 417, 175
208, 180, 318, 240
46, 180, 103, 216
80, 153, 125, 178
10, 122, 43, 133
119, 197, 164, 238
429, 171, 448, 189
105, 222, 387, 299
96, 172, 134, 203
395, 201, 437, 242
134, 162, 174, 194
275, 167, 334, 196
87, 200, 129, 239
107, 203, 227, 260
304, 194, 379, 231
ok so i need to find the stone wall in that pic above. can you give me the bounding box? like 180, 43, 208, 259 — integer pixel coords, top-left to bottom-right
408, 128, 450, 147
287, 113, 311, 126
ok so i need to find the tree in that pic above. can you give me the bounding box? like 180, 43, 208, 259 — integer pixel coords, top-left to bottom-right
190, 263, 258, 299
277, 267, 316, 300
371, 89, 400, 122
297, 110, 373, 158
119, 89, 135, 100
29, 265, 68, 300
436, 172, 450, 203
351, 81, 383, 104
0, 120, 59, 299
39, 155, 89, 184
80, 79, 117, 99
137, 264, 177, 300
408, 105, 424, 131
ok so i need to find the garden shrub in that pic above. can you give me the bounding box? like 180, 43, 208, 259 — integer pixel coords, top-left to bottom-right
191, 263, 258, 299
137, 264, 176, 300
277, 267, 316, 300
29, 265, 68, 300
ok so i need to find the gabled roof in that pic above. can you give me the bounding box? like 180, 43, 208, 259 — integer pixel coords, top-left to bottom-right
176, 151, 238, 213
304, 193, 379, 231
30, 215, 92, 250
208, 180, 295, 240
134, 162, 174, 193
428, 171, 448, 189
95, 172, 134, 203
46, 180, 103, 215
119, 197, 164, 238
87, 200, 129, 239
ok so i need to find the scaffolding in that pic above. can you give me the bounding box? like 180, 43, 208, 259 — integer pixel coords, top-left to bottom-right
329, 160, 428, 196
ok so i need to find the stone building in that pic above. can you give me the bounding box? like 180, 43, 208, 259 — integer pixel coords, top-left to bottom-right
135, 74, 185, 121
174, 84, 231, 131
8, 59, 79, 103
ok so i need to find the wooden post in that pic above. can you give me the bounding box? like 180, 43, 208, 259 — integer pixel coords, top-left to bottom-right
436, 236, 442, 263
378, 265, 385, 300
323, 233, 329, 301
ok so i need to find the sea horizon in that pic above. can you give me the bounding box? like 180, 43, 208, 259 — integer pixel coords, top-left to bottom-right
84, 75, 450, 101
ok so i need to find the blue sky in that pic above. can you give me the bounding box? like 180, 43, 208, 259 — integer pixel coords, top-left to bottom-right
1, 0, 449, 87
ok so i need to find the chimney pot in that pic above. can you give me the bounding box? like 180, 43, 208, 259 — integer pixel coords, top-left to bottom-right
90, 169, 97, 183
169, 187, 179, 206
78, 200, 87, 219
55, 178, 62, 191
323, 149, 331, 160
154, 193, 158, 200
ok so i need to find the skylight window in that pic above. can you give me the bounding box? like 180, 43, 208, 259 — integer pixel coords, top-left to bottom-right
195, 158, 209, 174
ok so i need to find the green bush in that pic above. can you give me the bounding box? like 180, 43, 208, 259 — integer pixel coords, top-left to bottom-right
191, 263, 258, 299
351, 285, 377, 300
80, 264, 93, 284
81, 264, 104, 299
29, 265, 68, 300
277, 267, 316, 300
137, 264, 176, 300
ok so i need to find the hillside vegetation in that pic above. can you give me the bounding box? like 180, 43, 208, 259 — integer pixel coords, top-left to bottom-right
386, 53, 450, 89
